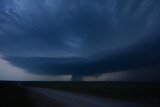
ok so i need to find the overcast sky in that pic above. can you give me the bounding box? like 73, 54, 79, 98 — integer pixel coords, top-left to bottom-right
0, 0, 160, 81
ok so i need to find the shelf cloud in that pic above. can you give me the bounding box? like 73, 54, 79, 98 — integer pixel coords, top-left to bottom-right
0, 0, 160, 81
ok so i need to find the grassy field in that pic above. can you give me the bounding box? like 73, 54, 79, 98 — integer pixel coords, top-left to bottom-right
21, 81, 160, 103
0, 83, 33, 107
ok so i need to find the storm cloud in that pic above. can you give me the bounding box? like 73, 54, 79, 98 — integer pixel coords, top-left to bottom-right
0, 0, 160, 81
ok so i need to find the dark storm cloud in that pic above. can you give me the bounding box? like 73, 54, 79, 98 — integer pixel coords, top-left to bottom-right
0, 0, 160, 79
4, 35, 160, 76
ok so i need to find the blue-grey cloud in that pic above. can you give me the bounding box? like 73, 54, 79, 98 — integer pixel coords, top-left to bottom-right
83, 65, 160, 82
0, 0, 160, 81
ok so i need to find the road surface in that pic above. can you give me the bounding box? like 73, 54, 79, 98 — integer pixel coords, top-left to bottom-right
27, 87, 159, 107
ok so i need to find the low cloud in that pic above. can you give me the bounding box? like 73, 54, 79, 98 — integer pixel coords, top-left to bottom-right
0, 57, 71, 81
0, 0, 160, 81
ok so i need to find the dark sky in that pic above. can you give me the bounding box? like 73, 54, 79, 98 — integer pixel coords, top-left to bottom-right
0, 0, 160, 81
